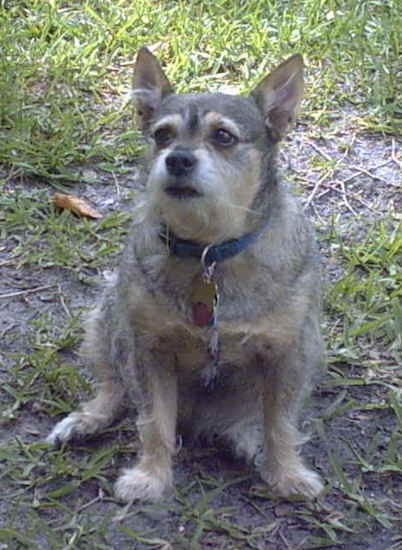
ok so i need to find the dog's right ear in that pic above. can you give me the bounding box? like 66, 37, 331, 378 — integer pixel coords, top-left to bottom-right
132, 47, 173, 132
251, 54, 304, 142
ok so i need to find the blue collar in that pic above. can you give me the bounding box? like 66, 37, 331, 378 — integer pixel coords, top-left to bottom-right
159, 222, 269, 265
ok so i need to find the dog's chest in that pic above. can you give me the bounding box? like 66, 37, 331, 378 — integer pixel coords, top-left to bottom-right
131, 253, 296, 372
136, 295, 277, 375
159, 323, 263, 374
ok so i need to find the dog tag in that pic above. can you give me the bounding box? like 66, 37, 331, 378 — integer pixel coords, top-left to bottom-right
191, 274, 218, 327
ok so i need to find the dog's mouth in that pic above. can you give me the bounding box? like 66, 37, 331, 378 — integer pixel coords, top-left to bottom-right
164, 185, 202, 199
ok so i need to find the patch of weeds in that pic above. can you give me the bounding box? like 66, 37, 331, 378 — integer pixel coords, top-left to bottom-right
327, 448, 399, 530
1, 312, 90, 423
0, 438, 114, 503
326, 219, 401, 366
0, 438, 119, 548
0, 1, 142, 182
310, 217, 402, 544
0, 0, 400, 187
294, 443, 401, 548
173, 475, 263, 547
29, 309, 83, 351
117, 525, 172, 548
0, 185, 130, 272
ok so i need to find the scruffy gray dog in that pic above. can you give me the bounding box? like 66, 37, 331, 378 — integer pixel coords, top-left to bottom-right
47, 48, 324, 503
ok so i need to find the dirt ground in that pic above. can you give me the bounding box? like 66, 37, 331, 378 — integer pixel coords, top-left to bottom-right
1, 125, 401, 549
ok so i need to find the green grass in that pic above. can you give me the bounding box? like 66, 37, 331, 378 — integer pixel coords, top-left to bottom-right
0, 184, 130, 272
1, 1, 401, 548
326, 220, 402, 366
0, 0, 400, 183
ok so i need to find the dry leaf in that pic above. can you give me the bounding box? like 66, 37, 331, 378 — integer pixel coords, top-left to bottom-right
54, 193, 102, 219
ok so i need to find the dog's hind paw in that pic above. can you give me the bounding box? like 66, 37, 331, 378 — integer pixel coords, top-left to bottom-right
114, 464, 173, 503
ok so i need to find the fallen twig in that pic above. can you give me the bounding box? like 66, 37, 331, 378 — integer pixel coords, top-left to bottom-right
304, 171, 332, 209
343, 166, 388, 185
0, 284, 56, 299
338, 179, 358, 215
57, 284, 72, 318
307, 139, 333, 162
391, 138, 401, 170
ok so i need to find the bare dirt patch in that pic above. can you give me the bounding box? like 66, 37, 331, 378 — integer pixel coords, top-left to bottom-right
1, 127, 401, 549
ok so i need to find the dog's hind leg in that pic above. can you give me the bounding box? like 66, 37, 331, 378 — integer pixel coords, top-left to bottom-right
220, 418, 263, 464
46, 376, 125, 445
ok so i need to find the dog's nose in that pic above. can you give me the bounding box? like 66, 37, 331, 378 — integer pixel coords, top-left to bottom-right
165, 149, 197, 177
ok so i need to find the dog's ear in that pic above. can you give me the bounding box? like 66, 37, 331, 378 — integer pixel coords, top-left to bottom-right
251, 54, 304, 141
132, 47, 173, 132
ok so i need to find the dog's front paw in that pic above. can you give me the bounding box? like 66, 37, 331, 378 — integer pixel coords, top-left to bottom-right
46, 412, 100, 445
114, 463, 173, 503
261, 463, 324, 500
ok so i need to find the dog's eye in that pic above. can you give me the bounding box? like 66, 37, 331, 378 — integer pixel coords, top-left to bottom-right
212, 128, 237, 147
152, 127, 175, 147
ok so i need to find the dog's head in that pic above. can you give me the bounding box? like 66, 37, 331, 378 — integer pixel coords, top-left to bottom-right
133, 47, 303, 242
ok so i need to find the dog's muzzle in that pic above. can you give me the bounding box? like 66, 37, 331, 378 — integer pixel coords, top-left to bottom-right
164, 147, 201, 199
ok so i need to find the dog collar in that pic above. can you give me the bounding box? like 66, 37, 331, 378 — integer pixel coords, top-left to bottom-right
159, 221, 269, 387
159, 222, 269, 265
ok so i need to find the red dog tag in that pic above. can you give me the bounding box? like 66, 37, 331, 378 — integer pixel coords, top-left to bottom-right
191, 274, 218, 327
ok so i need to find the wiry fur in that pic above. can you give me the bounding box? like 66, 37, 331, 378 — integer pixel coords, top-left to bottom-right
47, 48, 324, 503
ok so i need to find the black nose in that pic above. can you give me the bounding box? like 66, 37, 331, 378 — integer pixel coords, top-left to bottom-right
165, 149, 197, 177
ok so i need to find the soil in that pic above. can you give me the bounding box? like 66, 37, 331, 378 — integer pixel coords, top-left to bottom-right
0, 126, 401, 549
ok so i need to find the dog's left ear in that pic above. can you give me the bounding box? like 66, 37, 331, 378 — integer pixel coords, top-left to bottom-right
132, 47, 173, 131
252, 54, 304, 141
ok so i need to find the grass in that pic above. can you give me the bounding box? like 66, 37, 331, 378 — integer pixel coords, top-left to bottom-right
0, 0, 401, 183
326, 220, 401, 365
0, 184, 131, 272
0, 1, 401, 548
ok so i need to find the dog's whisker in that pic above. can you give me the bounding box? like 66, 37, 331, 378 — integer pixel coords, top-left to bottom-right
218, 198, 262, 216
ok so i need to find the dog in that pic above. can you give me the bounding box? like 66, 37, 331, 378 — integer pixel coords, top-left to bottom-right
47, 47, 324, 503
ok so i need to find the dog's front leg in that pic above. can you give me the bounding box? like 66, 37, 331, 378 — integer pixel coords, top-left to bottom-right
258, 350, 323, 499
115, 351, 178, 503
